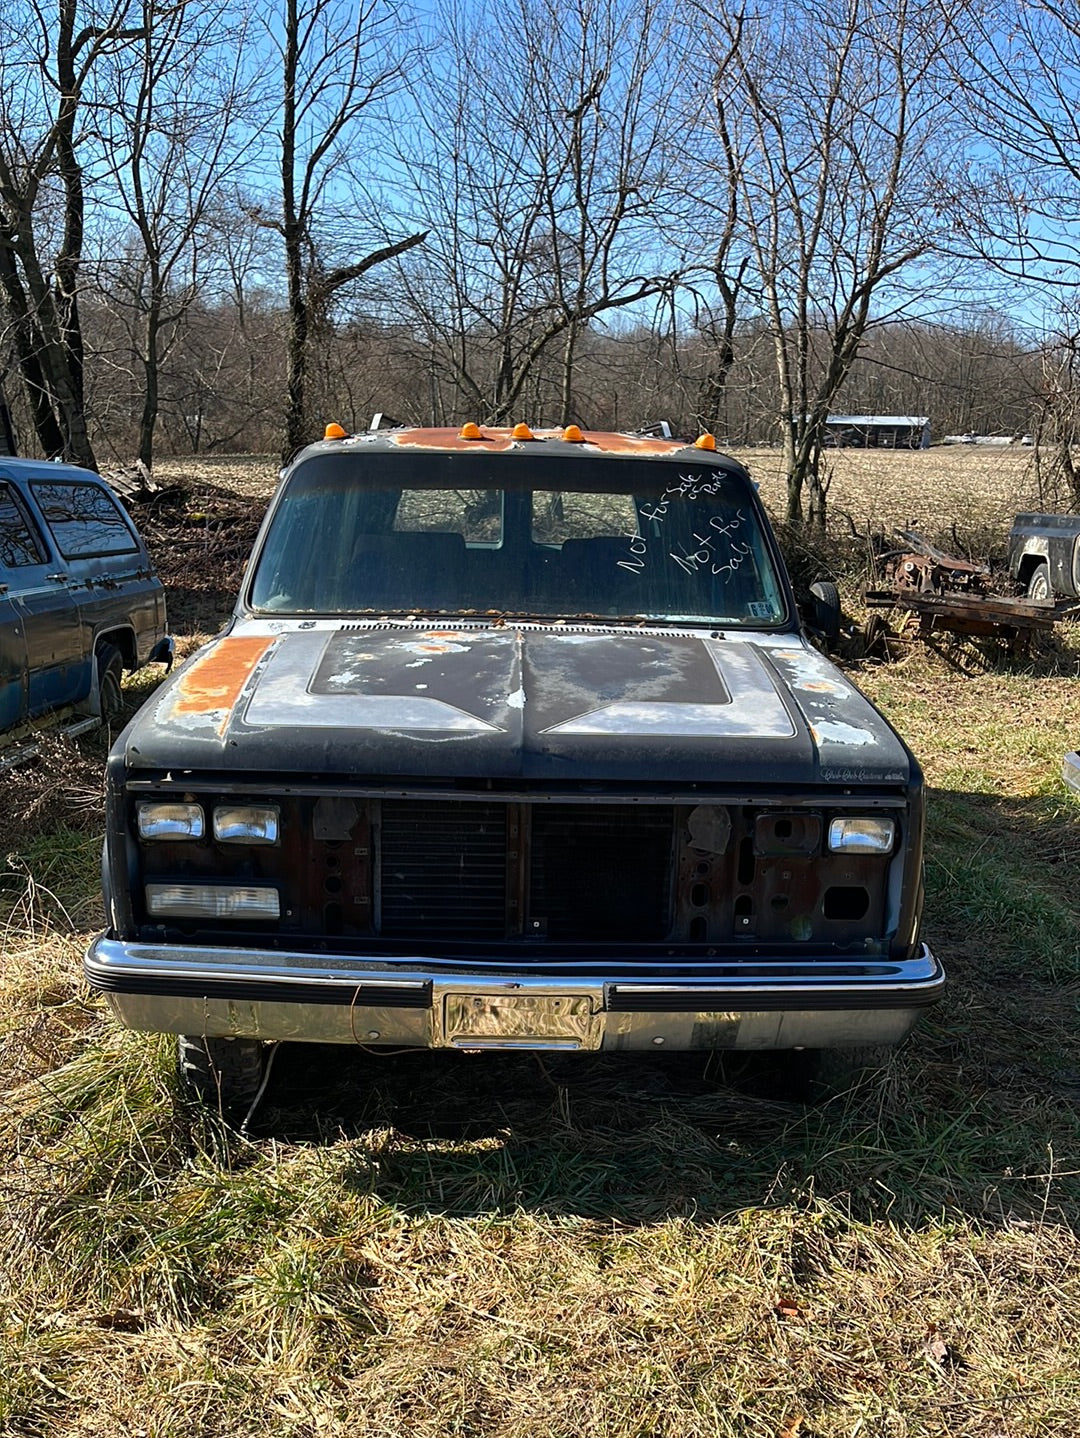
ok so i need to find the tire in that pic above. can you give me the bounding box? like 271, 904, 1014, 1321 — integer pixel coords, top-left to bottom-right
95, 642, 125, 719
808, 579, 842, 643
178, 1034, 265, 1118
1026, 562, 1052, 602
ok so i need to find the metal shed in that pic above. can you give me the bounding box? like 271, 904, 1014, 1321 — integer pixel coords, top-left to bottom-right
824, 415, 931, 449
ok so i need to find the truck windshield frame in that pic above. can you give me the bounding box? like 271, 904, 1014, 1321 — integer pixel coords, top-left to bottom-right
247, 451, 791, 628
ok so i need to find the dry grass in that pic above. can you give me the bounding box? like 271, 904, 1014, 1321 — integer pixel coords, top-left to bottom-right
3, 448, 1080, 1436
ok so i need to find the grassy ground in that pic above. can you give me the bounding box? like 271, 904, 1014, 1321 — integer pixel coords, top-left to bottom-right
2, 449, 1079, 1436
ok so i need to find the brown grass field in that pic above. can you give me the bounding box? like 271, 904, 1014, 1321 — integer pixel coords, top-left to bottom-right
1, 446, 1079, 1438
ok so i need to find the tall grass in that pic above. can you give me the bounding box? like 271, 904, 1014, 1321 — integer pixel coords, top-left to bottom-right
3, 470, 1080, 1433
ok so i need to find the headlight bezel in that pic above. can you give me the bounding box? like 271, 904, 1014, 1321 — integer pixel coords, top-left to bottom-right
137, 801, 205, 842
213, 803, 281, 845
827, 815, 896, 855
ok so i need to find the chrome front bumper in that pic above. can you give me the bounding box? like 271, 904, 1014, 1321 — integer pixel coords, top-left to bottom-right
85, 937, 944, 1052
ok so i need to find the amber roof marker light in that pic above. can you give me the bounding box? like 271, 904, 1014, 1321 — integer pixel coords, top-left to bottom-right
562, 424, 585, 442
694, 432, 717, 451
324, 422, 347, 440
459, 422, 485, 440
511, 422, 537, 440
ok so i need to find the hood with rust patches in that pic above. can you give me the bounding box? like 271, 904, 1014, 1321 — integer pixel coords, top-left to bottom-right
119, 623, 912, 786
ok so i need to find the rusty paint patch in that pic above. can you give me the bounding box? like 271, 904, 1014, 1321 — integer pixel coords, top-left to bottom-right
584, 431, 688, 455
390, 427, 691, 456
392, 427, 515, 452
173, 636, 275, 728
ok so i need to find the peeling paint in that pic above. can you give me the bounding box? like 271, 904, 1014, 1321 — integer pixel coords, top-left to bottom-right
170, 636, 274, 736
811, 720, 875, 747
390, 426, 687, 456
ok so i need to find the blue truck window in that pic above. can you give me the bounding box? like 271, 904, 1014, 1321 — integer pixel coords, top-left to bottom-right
30, 481, 140, 559
0, 485, 47, 566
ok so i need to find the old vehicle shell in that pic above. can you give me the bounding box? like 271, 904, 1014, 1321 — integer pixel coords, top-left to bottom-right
0, 458, 171, 756
86, 427, 941, 1104
1007, 512, 1080, 600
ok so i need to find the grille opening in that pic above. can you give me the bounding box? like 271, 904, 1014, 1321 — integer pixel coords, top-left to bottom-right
734, 895, 753, 916
776, 818, 792, 838
737, 837, 755, 885
690, 882, 708, 907
689, 915, 707, 941
530, 805, 673, 940
823, 886, 870, 920
324, 901, 343, 934
380, 801, 507, 936
324, 875, 342, 894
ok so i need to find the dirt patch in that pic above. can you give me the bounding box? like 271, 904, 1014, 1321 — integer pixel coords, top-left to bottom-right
133, 457, 279, 634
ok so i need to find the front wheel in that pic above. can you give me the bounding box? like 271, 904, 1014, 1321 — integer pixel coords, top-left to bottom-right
1027, 562, 1052, 602
178, 1034, 266, 1119
95, 642, 125, 719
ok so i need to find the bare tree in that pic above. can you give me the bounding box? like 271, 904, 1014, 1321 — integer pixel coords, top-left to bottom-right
94, 0, 259, 469
394, 0, 679, 428
693, 0, 963, 525
0, 0, 152, 465
944, 2, 1080, 501
248, 0, 427, 459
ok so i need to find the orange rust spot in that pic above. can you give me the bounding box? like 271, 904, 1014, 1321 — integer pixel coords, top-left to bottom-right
390, 426, 694, 455
173, 636, 274, 725
587, 431, 687, 455
395, 427, 515, 452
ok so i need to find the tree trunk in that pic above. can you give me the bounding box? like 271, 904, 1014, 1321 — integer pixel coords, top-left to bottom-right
137, 306, 161, 470
0, 239, 66, 456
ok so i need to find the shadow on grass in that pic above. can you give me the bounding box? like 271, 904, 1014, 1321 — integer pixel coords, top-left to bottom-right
247, 1017, 1080, 1230
237, 779, 1080, 1229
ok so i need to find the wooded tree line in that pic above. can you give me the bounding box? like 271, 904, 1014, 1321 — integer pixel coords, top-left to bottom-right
3, 0, 1080, 524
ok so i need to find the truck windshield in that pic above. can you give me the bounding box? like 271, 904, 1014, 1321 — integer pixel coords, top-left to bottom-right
248, 451, 788, 627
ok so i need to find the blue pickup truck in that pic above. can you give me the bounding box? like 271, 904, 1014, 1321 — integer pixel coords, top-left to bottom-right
1, 458, 171, 760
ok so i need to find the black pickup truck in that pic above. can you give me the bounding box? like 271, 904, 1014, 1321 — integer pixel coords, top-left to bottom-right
86, 424, 943, 1114
1007, 512, 1080, 600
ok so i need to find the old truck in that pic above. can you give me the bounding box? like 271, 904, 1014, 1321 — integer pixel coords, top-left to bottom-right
1, 457, 171, 763
1007, 512, 1080, 600
85, 424, 942, 1116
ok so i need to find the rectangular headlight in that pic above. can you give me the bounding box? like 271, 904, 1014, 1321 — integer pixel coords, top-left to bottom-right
214, 804, 280, 844
145, 883, 280, 919
828, 817, 895, 854
137, 802, 205, 841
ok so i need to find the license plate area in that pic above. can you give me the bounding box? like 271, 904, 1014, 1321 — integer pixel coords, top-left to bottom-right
444, 992, 597, 1049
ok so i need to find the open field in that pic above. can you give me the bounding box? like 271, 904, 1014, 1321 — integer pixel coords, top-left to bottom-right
2, 447, 1080, 1436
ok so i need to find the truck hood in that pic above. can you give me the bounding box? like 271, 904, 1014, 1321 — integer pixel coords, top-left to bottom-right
119, 622, 912, 786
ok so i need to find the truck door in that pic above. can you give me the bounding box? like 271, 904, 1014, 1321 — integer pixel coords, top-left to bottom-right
0, 484, 40, 728
0, 478, 87, 717
0, 586, 25, 731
